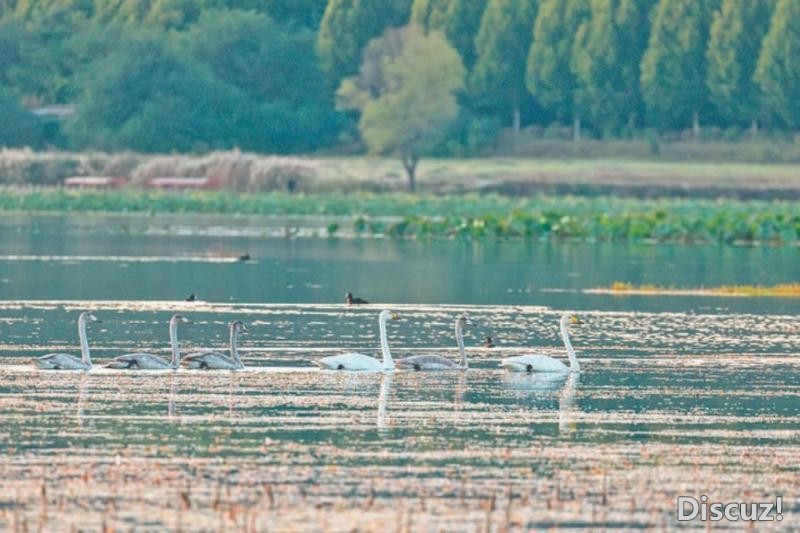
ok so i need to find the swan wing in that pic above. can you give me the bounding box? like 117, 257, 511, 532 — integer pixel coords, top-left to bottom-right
106, 353, 170, 370
501, 354, 569, 373
183, 351, 240, 370
34, 353, 88, 370
317, 352, 382, 371
396, 355, 458, 371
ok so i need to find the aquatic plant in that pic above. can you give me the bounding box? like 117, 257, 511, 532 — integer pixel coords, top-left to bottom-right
0, 188, 798, 245
599, 281, 800, 297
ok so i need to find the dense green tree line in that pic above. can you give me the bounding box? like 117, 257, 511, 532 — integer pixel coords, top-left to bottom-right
0, 0, 797, 154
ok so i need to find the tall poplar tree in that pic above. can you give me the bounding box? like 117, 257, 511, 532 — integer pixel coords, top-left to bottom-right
411, 0, 487, 67
317, 0, 411, 89
471, 0, 538, 135
571, 0, 655, 136
754, 0, 800, 128
706, 0, 773, 133
640, 0, 719, 135
526, 0, 589, 139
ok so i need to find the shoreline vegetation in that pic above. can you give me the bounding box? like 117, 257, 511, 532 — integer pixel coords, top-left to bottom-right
591, 282, 800, 298
1, 187, 798, 246
2, 150, 800, 198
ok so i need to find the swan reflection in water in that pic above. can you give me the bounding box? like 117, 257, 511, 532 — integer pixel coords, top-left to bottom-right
377, 373, 392, 434
502, 370, 580, 435
168, 373, 176, 420
76, 372, 88, 428
376, 371, 468, 433
558, 372, 580, 435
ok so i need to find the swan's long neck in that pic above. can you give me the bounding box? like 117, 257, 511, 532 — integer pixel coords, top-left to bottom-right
455, 321, 467, 369
379, 314, 394, 371
230, 325, 242, 366
560, 315, 579, 372
169, 321, 180, 369
77, 316, 91, 366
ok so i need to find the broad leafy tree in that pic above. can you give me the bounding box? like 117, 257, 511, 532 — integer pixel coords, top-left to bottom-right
0, 89, 43, 147
183, 9, 340, 150
337, 25, 465, 190
66, 35, 245, 152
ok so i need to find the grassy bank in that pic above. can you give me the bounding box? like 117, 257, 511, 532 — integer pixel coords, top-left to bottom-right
2, 149, 800, 198
1, 188, 799, 245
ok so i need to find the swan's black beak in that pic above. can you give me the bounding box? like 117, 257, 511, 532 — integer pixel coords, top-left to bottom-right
95, 319, 103, 323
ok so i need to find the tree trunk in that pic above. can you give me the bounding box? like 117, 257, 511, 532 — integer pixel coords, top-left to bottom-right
512, 107, 521, 136
750, 118, 758, 139
573, 115, 581, 141
402, 155, 418, 192
692, 110, 700, 140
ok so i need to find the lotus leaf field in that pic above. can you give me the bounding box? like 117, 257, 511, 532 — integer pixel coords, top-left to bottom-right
0, 188, 798, 245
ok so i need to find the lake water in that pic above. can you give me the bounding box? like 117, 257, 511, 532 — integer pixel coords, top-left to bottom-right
0, 213, 797, 530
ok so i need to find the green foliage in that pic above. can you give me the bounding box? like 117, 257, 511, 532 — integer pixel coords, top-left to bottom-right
3, 4, 93, 103
754, 0, 800, 128
571, 0, 655, 135
1, 0, 799, 152
337, 25, 465, 188
14, 0, 94, 20
182, 9, 341, 151
0, 90, 44, 147
0, 188, 796, 245
640, 0, 720, 129
472, 0, 539, 124
317, 0, 411, 89
706, 0, 773, 127
65, 34, 245, 152
0, 18, 24, 90
411, 0, 487, 67
526, 0, 589, 124
259, 0, 328, 26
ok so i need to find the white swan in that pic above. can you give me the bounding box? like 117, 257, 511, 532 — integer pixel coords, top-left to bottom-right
182, 320, 247, 370
106, 314, 191, 370
502, 313, 582, 373
396, 315, 472, 370
34, 312, 100, 370
316, 310, 398, 371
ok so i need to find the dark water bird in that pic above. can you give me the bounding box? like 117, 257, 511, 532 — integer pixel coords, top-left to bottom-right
346, 292, 369, 305
185, 293, 196, 302
238, 253, 251, 262
484, 336, 495, 348
34, 312, 101, 370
